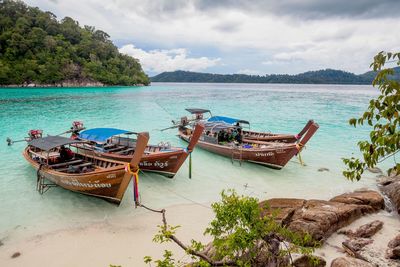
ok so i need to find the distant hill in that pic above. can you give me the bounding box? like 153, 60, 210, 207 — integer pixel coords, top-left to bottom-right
151, 67, 400, 84
0, 0, 149, 86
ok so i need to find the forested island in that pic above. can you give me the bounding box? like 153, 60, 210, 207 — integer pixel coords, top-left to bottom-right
151, 68, 400, 84
0, 0, 149, 87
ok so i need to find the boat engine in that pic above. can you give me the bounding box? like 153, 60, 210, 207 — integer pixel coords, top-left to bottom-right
180, 116, 189, 126
195, 113, 203, 120
28, 129, 43, 140
72, 121, 84, 132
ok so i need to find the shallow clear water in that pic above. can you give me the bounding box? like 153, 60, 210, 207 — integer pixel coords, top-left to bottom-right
0, 83, 387, 237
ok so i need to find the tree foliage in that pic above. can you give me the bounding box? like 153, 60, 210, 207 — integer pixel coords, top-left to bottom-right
145, 190, 319, 267
0, 0, 149, 86
343, 51, 400, 181
151, 68, 400, 84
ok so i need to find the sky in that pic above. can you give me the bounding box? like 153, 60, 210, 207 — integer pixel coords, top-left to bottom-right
24, 0, 400, 76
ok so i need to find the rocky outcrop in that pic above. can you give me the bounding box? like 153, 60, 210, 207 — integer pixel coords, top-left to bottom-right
330, 257, 375, 267
387, 234, 400, 259
330, 191, 384, 211
3, 79, 105, 88
342, 238, 373, 252
260, 190, 384, 244
338, 220, 383, 238
378, 175, 400, 214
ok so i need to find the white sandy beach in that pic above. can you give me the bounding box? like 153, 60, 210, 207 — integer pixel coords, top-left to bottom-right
0, 203, 214, 267
1, 201, 399, 267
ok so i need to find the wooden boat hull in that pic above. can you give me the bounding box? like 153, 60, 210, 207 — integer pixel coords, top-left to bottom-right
75, 146, 188, 178
178, 132, 298, 169
23, 148, 131, 204
178, 121, 319, 170
242, 130, 297, 143
242, 120, 314, 143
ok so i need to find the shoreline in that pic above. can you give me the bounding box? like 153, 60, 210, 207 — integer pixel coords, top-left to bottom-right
0, 202, 214, 267
1, 200, 399, 267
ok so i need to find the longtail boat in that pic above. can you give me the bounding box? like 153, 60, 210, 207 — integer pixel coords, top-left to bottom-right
168, 108, 314, 144
23, 132, 149, 204
71, 124, 204, 178
178, 119, 319, 170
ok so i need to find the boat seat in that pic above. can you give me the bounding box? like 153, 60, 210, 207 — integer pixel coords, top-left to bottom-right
75, 162, 93, 168
103, 143, 116, 149
114, 148, 134, 155
106, 146, 125, 152
50, 159, 83, 168
56, 162, 93, 173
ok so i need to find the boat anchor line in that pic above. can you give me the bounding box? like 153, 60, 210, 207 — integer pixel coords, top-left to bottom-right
231, 147, 243, 166
36, 164, 57, 195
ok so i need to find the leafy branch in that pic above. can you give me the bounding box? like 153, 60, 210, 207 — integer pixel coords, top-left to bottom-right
145, 190, 319, 267
343, 51, 400, 181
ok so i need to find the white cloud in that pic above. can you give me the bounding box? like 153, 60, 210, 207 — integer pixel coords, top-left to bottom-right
237, 69, 264, 75
24, 0, 400, 74
119, 44, 220, 73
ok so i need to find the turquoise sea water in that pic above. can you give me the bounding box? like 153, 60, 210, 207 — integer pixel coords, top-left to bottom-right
0, 83, 387, 238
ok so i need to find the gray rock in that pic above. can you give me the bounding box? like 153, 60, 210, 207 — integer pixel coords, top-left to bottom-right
11, 252, 21, 258
338, 220, 383, 238
392, 246, 400, 258
378, 175, 400, 214
318, 168, 330, 172
388, 234, 400, 248
386, 235, 400, 259
330, 257, 374, 267
342, 238, 373, 252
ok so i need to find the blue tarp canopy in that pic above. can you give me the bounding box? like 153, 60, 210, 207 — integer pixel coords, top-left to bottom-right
207, 116, 249, 125
79, 128, 134, 143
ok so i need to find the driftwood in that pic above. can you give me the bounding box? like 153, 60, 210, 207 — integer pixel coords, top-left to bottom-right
342, 240, 370, 263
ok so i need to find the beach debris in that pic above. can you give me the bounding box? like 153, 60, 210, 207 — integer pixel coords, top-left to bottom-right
338, 220, 383, 238
0, 240, 3, 247
367, 167, 383, 174
378, 175, 400, 214
317, 167, 329, 172
330, 256, 375, 267
293, 254, 326, 267
11, 252, 21, 258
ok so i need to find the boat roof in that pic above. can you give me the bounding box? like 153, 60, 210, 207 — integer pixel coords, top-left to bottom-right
185, 108, 211, 114
207, 116, 249, 125
29, 136, 85, 151
79, 128, 135, 143
203, 121, 236, 132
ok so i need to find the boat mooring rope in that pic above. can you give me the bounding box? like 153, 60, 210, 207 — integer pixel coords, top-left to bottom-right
296, 143, 306, 166
137, 170, 212, 210
36, 163, 44, 193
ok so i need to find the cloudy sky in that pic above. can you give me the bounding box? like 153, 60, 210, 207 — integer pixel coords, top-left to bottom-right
25, 0, 400, 76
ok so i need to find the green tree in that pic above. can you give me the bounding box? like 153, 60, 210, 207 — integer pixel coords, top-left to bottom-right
0, 0, 149, 86
343, 51, 400, 181
145, 190, 318, 267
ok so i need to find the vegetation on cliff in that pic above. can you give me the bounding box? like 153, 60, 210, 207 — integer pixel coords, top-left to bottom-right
0, 0, 149, 86
151, 68, 400, 84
